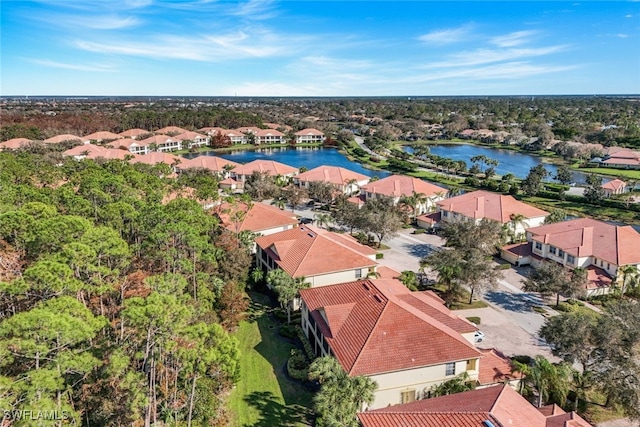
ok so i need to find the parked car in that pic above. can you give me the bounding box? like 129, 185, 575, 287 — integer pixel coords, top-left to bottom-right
474, 330, 485, 343
299, 217, 314, 224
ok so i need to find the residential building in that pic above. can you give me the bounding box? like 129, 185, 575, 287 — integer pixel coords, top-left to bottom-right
198, 127, 226, 136
601, 147, 640, 169
179, 155, 240, 178
360, 175, 448, 215
0, 138, 32, 150
43, 134, 82, 144
357, 383, 592, 427
237, 126, 262, 135
435, 190, 548, 239
63, 144, 109, 160
294, 128, 325, 144
129, 152, 183, 169
232, 159, 299, 183
173, 131, 209, 149
255, 225, 378, 287
119, 128, 149, 139
82, 131, 122, 143
504, 218, 640, 296
223, 130, 247, 145
140, 134, 182, 152
601, 178, 627, 197
293, 165, 370, 195
255, 129, 286, 145
215, 201, 298, 236
300, 278, 482, 409
113, 138, 150, 155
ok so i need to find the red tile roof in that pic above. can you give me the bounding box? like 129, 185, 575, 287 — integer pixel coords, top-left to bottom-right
255, 128, 285, 137
358, 384, 591, 427
180, 155, 240, 173
111, 138, 149, 149
216, 201, 298, 233
43, 134, 82, 143
416, 211, 441, 225
361, 174, 447, 198
156, 126, 189, 134
300, 279, 481, 376
173, 131, 208, 141
0, 138, 32, 149
437, 190, 549, 223
129, 152, 182, 166
82, 131, 122, 141
119, 128, 149, 138
601, 178, 626, 191
295, 128, 324, 136
63, 144, 106, 157
295, 165, 369, 186
478, 348, 522, 385
256, 226, 377, 278
233, 159, 299, 177
527, 218, 640, 266
502, 242, 533, 257
139, 134, 178, 145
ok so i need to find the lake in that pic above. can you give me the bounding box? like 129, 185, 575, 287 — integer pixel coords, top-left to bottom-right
183, 146, 391, 179
404, 144, 605, 184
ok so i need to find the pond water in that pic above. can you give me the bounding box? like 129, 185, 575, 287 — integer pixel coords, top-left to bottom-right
183, 146, 391, 179
403, 144, 604, 184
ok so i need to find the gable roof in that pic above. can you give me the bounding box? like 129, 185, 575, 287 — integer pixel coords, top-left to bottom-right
82, 131, 122, 141
112, 138, 150, 149
255, 128, 285, 137
129, 151, 182, 166
119, 128, 149, 138
233, 159, 299, 177
295, 128, 324, 136
361, 174, 447, 198
527, 217, 640, 266
43, 134, 82, 144
478, 348, 523, 385
173, 131, 208, 141
358, 384, 591, 427
255, 225, 377, 278
601, 178, 626, 191
216, 201, 298, 233
156, 126, 189, 134
295, 165, 369, 186
437, 190, 549, 223
0, 138, 32, 149
300, 279, 481, 376
180, 155, 240, 173
140, 134, 178, 145
63, 144, 106, 157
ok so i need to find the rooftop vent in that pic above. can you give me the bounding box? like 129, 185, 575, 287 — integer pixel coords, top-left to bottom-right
373, 295, 383, 303
483, 421, 496, 427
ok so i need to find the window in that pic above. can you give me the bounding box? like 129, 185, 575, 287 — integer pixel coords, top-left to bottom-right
535, 242, 542, 251
400, 390, 416, 404
567, 255, 576, 264
549, 246, 557, 255
558, 249, 565, 259
355, 269, 362, 279
445, 362, 456, 376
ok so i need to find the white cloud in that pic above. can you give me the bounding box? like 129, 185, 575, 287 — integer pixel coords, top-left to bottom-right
418, 25, 473, 45
231, 0, 278, 20
490, 30, 538, 47
26, 58, 116, 72
617, 33, 630, 38
423, 45, 569, 68
77, 15, 141, 30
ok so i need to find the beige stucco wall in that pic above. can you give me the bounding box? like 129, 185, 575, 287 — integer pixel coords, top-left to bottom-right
366, 360, 480, 409
307, 266, 376, 287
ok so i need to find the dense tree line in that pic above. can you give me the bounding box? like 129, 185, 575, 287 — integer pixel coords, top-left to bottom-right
0, 151, 251, 425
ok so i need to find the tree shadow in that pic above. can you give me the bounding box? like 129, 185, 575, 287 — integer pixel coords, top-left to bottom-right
401, 242, 438, 259
243, 391, 312, 427
484, 290, 542, 313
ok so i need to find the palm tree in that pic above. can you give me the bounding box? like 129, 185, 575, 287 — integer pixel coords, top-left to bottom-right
315, 213, 332, 229
509, 213, 529, 242
271, 196, 286, 210
529, 355, 571, 408
344, 178, 359, 195
617, 264, 639, 296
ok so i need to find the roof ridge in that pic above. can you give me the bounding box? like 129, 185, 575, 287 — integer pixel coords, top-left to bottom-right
348, 294, 390, 376
489, 383, 510, 414
290, 231, 318, 277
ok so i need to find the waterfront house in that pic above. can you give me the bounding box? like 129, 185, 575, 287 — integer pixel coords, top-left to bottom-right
130, 152, 183, 170
215, 201, 298, 237
232, 159, 299, 183
435, 190, 548, 240
223, 130, 248, 145
179, 155, 240, 178
293, 165, 370, 196
113, 138, 150, 155
255, 225, 378, 287
361, 175, 448, 215
294, 128, 325, 144
156, 126, 189, 135
300, 278, 482, 409
601, 178, 627, 197
357, 383, 592, 426
173, 131, 209, 149
601, 147, 640, 169
255, 129, 286, 145
140, 134, 182, 152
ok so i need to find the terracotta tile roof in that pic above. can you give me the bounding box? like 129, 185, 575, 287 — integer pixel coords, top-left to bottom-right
295, 165, 369, 186
180, 155, 240, 172
527, 218, 640, 266
139, 134, 178, 145
156, 126, 189, 134
478, 348, 522, 385
295, 128, 324, 136
538, 404, 565, 416
601, 178, 626, 191
233, 159, 299, 177
603, 157, 640, 166
358, 384, 570, 427
545, 412, 592, 427
502, 242, 533, 257
198, 126, 226, 135
216, 201, 298, 233
82, 131, 122, 141
130, 152, 182, 166
361, 174, 447, 198
300, 279, 481, 376
86, 148, 132, 160
437, 190, 549, 223
0, 138, 32, 149
237, 126, 262, 134
173, 131, 208, 141
347, 195, 366, 207
416, 211, 441, 225
63, 144, 106, 157
255, 128, 285, 137
119, 128, 149, 138
112, 138, 149, 149
43, 134, 82, 143
585, 265, 613, 290
376, 265, 400, 279
256, 226, 377, 278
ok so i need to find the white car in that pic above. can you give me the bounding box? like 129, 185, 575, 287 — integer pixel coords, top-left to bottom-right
474, 330, 485, 343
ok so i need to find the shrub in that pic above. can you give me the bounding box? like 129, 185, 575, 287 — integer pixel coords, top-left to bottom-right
287, 350, 309, 381
496, 263, 512, 270
412, 228, 425, 234
296, 326, 315, 361
279, 324, 298, 339
375, 253, 384, 260
466, 316, 481, 325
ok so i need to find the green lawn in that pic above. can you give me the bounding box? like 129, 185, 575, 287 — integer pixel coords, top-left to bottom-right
228, 292, 314, 427
574, 166, 640, 180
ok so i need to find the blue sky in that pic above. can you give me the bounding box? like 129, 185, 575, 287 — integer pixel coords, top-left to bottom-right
1, 1, 639, 96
